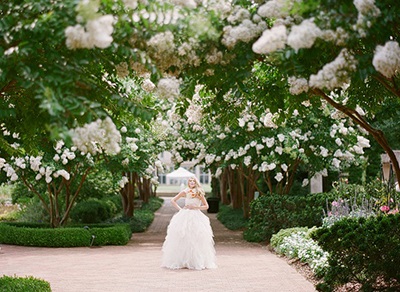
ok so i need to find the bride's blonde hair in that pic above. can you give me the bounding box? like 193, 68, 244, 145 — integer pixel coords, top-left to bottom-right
187, 176, 205, 197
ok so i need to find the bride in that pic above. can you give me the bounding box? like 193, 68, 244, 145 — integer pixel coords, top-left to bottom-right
161, 176, 217, 270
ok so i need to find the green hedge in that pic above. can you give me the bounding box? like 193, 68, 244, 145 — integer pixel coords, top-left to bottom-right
70, 198, 115, 224
217, 204, 248, 230
312, 214, 400, 291
0, 222, 132, 247
0, 275, 51, 292
244, 193, 334, 242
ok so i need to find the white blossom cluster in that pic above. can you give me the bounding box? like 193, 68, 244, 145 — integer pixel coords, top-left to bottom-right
118, 176, 129, 188
353, 0, 381, 37
71, 117, 122, 155
1, 152, 72, 184
237, 109, 259, 131
0, 158, 18, 181
287, 19, 321, 53
288, 76, 309, 95
252, 25, 287, 54
185, 103, 203, 125
227, 7, 251, 24
122, 0, 138, 9
309, 49, 357, 91
147, 31, 175, 56
260, 111, 278, 128
1, 124, 20, 149
170, 0, 197, 9
156, 77, 181, 101
141, 79, 156, 92
177, 40, 201, 67
257, 0, 295, 19
131, 5, 181, 25
222, 19, 267, 49
204, 47, 224, 65
126, 136, 139, 152
65, 9, 115, 49
372, 41, 400, 78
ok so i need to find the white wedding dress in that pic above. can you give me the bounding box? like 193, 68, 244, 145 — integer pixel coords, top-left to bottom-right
161, 189, 217, 270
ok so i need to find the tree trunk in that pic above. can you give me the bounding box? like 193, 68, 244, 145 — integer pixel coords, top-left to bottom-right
120, 172, 135, 218
283, 159, 301, 195
220, 169, 230, 205
227, 168, 242, 209
140, 177, 151, 203
239, 166, 260, 219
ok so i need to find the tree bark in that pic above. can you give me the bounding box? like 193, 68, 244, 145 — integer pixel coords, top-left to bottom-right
219, 169, 230, 205
227, 168, 242, 209
283, 159, 301, 195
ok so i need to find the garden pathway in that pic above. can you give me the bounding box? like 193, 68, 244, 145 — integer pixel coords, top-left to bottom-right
1, 197, 316, 292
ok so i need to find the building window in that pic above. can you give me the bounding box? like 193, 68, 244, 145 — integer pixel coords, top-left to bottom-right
158, 173, 166, 184
199, 166, 209, 184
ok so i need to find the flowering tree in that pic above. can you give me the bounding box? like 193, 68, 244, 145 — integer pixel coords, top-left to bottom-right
0, 1, 167, 223
0, 118, 122, 227
159, 65, 370, 217
1, 0, 398, 216
108, 120, 165, 218
248, 0, 400, 182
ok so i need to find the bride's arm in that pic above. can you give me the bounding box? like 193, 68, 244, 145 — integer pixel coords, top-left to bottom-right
171, 191, 186, 210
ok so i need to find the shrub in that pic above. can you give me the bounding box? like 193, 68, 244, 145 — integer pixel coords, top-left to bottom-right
0, 275, 51, 292
0, 222, 131, 247
107, 196, 163, 233
108, 210, 155, 233
130, 210, 155, 232
70, 198, 113, 224
141, 196, 164, 212
77, 169, 119, 202
217, 204, 248, 230
244, 193, 334, 242
312, 214, 400, 291
89, 224, 132, 245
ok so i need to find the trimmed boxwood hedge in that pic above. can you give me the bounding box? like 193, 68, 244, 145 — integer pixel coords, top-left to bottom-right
0, 222, 132, 247
312, 214, 400, 291
244, 192, 335, 242
0, 275, 51, 292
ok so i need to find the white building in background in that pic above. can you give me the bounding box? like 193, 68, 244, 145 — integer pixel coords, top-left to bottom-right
157, 151, 211, 185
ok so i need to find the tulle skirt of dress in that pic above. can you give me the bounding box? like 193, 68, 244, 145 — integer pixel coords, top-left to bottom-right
161, 209, 217, 270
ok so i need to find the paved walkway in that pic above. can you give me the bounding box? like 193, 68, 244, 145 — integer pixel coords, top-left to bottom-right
1, 198, 316, 292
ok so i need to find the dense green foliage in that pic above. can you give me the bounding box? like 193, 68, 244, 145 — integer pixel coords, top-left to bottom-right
0, 222, 132, 247
244, 193, 334, 242
141, 196, 164, 212
0, 275, 51, 292
130, 210, 155, 233
312, 215, 400, 291
108, 196, 163, 232
70, 198, 116, 224
217, 204, 248, 231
